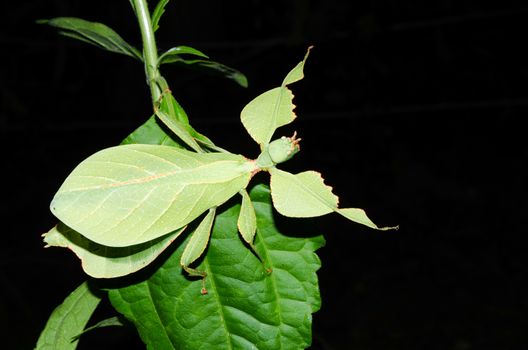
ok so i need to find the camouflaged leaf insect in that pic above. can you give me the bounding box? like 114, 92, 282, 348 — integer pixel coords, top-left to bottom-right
48, 47, 395, 285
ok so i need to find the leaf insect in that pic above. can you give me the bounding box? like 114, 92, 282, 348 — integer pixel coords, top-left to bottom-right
45, 47, 397, 293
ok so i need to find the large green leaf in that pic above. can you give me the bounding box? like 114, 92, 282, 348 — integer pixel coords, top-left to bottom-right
50, 144, 256, 247
43, 223, 185, 278
108, 184, 324, 349
38, 17, 142, 60
35, 282, 102, 350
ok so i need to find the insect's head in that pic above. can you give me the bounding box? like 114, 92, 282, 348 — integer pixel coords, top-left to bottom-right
255, 132, 301, 169
268, 132, 301, 164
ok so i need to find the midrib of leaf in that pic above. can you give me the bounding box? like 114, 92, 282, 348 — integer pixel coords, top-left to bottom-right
253, 223, 285, 346
54, 286, 92, 346
203, 258, 235, 350
145, 280, 174, 348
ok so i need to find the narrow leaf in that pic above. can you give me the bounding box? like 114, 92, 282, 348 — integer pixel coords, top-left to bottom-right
154, 109, 203, 152
155, 92, 220, 151
160, 57, 248, 87
158, 46, 209, 65
180, 207, 216, 269
108, 184, 324, 349
39, 17, 142, 60
50, 144, 256, 247
237, 189, 257, 244
151, 0, 170, 32
72, 316, 125, 341
270, 168, 396, 230
35, 282, 102, 350
240, 48, 311, 146
43, 223, 185, 278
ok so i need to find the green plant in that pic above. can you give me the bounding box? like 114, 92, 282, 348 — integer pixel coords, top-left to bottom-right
36, 1, 395, 349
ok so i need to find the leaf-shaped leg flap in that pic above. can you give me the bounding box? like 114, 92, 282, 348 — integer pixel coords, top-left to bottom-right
240, 47, 312, 147
237, 189, 270, 272
269, 168, 396, 230
180, 207, 217, 293
237, 189, 257, 245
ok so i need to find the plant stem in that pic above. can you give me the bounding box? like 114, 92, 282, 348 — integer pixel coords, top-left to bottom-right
133, 0, 162, 104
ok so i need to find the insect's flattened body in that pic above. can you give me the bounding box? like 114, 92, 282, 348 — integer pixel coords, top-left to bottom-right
51, 144, 257, 247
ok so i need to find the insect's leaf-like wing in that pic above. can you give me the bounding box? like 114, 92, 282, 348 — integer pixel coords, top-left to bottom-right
51, 144, 255, 247
43, 223, 185, 278
270, 168, 395, 230
240, 48, 311, 147
35, 282, 101, 350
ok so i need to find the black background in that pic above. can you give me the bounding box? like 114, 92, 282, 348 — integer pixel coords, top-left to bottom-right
2, 1, 527, 349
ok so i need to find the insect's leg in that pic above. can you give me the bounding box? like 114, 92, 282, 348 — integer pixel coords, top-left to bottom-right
238, 190, 272, 274
248, 241, 272, 275
180, 208, 216, 295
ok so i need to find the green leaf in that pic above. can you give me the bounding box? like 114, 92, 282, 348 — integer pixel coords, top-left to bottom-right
108, 184, 324, 349
50, 144, 256, 247
38, 17, 142, 60
158, 46, 209, 64
36, 282, 102, 350
71, 316, 126, 341
43, 223, 185, 278
160, 56, 248, 88
270, 168, 397, 230
154, 91, 220, 152
240, 48, 311, 147
122, 116, 182, 147
151, 0, 170, 32
123, 93, 218, 151
154, 109, 203, 152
